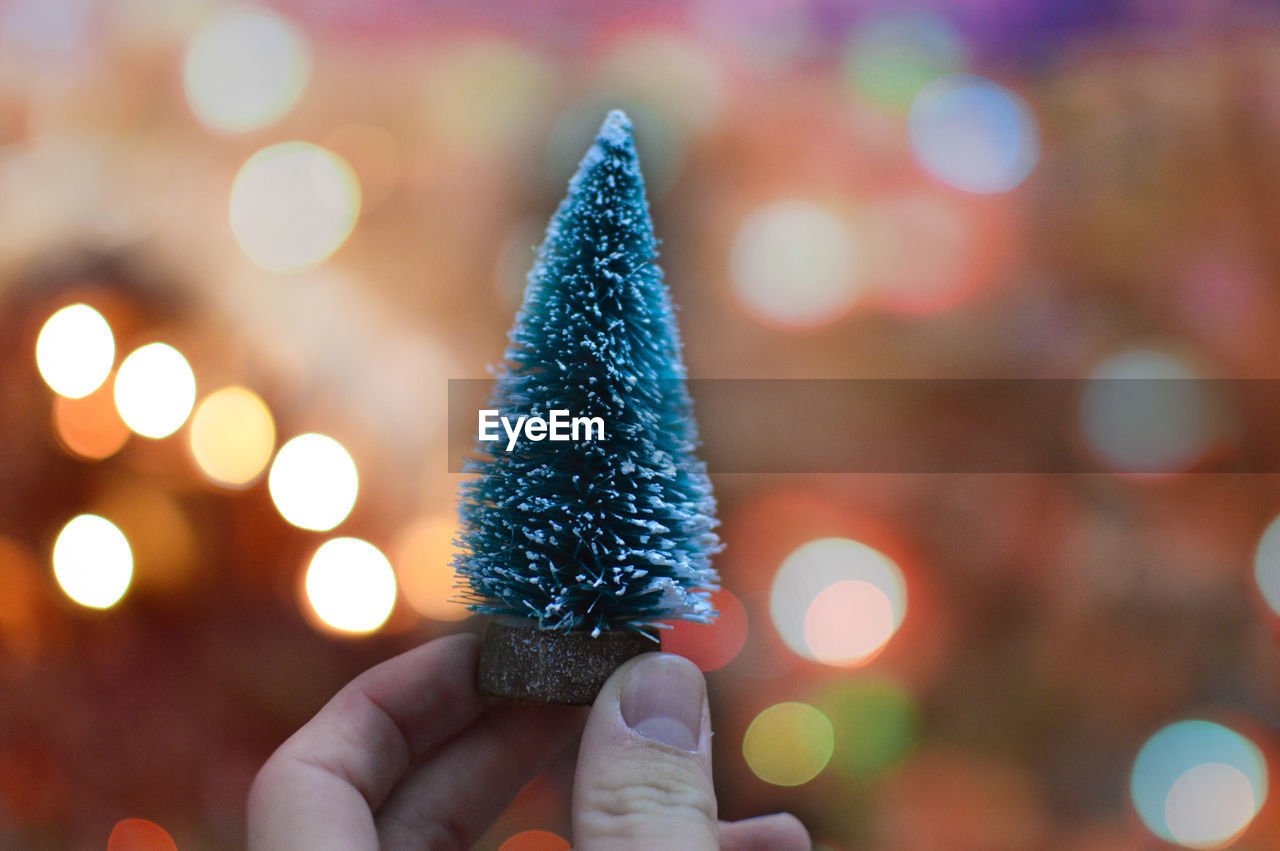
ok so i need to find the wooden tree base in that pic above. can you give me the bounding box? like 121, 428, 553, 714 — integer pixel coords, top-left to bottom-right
477, 616, 659, 705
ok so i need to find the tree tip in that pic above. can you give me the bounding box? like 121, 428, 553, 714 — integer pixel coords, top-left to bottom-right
596, 109, 634, 147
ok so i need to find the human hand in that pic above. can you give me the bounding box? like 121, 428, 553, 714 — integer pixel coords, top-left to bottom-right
247, 633, 809, 850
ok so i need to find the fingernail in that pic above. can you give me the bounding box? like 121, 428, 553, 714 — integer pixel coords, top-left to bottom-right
620, 654, 704, 752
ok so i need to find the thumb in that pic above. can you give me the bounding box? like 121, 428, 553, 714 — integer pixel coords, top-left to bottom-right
572, 652, 718, 850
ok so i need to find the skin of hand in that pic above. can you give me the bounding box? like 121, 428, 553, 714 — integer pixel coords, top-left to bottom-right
247, 632, 810, 850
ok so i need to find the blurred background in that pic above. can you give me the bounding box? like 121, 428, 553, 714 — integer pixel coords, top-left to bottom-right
5, 0, 1280, 848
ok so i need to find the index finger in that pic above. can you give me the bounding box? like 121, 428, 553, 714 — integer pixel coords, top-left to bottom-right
247, 633, 486, 850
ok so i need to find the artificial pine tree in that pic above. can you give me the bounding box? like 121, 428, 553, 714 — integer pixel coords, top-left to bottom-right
456, 110, 721, 703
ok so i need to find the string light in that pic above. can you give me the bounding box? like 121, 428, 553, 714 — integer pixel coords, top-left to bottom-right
35, 303, 114, 398
844, 10, 967, 109
229, 142, 361, 272
113, 343, 197, 439
183, 6, 310, 134
1253, 513, 1280, 618
1079, 347, 1219, 474
1131, 720, 1267, 847
189, 387, 276, 488
497, 831, 571, 851
107, 818, 178, 851
304, 537, 397, 634
661, 587, 748, 672
771, 538, 906, 666
803, 580, 896, 666
391, 517, 471, 622
729, 201, 865, 328
742, 701, 834, 786
909, 74, 1039, 194
52, 514, 132, 610
817, 678, 919, 779
268, 433, 359, 531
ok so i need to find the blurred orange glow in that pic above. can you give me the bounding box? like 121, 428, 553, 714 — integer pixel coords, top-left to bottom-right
52, 374, 129, 460
323, 124, 402, 212
868, 192, 988, 314
391, 516, 471, 622
107, 818, 178, 851
497, 830, 570, 851
593, 32, 726, 132
662, 587, 748, 671
0, 535, 44, 664
879, 750, 1050, 847
95, 482, 198, 595
188, 386, 276, 488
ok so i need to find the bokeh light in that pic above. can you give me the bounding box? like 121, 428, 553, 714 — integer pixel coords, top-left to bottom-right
107, 818, 178, 851
867, 192, 985, 314
817, 678, 920, 779
595, 32, 726, 132
418, 39, 554, 158
729, 201, 865, 328
304, 537, 397, 634
662, 587, 748, 672
1166, 763, 1257, 848
95, 481, 199, 596
391, 516, 471, 622
53, 375, 129, 460
1131, 720, 1267, 847
322, 123, 401, 212
845, 11, 967, 108
1079, 347, 1220, 474
183, 6, 310, 134
771, 538, 907, 665
113, 343, 196, 439
229, 142, 361, 272
35, 303, 114, 398
268, 433, 359, 531
804, 580, 895, 666
52, 514, 132, 610
0, 535, 45, 665
1253, 513, 1280, 618
189, 387, 276, 488
497, 830, 571, 851
742, 701, 835, 786
909, 74, 1039, 194
0, 0, 93, 59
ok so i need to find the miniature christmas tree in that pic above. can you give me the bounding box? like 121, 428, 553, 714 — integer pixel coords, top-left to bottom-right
455, 110, 720, 703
